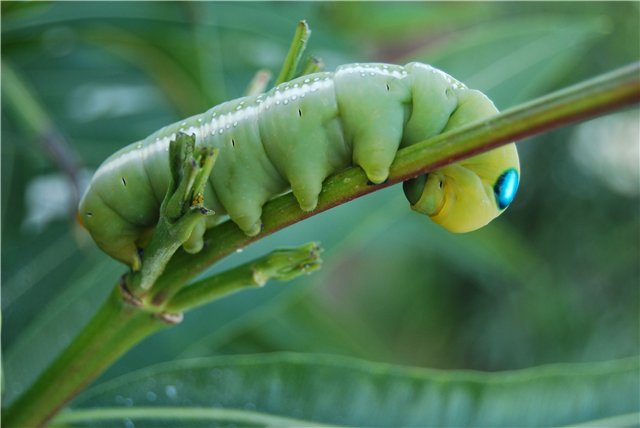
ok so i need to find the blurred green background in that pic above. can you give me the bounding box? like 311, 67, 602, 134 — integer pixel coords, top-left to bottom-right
2, 1, 638, 408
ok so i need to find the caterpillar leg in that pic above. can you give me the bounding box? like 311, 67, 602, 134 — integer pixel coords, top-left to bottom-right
281, 127, 349, 211
334, 64, 412, 184
259, 76, 351, 213
228, 209, 263, 237
288, 171, 325, 212
209, 112, 288, 236
182, 217, 208, 253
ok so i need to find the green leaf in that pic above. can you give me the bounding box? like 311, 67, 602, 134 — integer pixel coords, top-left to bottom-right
60, 354, 639, 427
405, 16, 607, 105
2, 252, 120, 406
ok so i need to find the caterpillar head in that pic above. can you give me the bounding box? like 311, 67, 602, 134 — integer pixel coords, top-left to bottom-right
403, 145, 519, 233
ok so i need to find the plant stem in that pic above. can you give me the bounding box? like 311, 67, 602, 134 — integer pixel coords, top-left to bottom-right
300, 56, 325, 76
156, 62, 640, 289
130, 134, 216, 297
274, 20, 311, 86
2, 285, 170, 428
164, 242, 322, 313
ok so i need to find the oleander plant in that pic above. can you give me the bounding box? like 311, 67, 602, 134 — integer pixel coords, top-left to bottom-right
2, 3, 639, 427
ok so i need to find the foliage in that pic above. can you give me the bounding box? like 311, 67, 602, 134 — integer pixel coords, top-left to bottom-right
2, 2, 639, 426
57, 354, 639, 427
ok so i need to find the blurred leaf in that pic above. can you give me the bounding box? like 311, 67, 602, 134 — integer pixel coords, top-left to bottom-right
80, 25, 212, 116
322, 3, 496, 43
2, 251, 120, 405
60, 354, 640, 427
176, 286, 393, 362
404, 16, 607, 105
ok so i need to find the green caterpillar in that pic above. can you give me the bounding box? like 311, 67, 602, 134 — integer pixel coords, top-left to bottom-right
78, 62, 520, 267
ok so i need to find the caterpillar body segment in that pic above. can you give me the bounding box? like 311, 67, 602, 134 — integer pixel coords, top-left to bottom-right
79, 62, 520, 267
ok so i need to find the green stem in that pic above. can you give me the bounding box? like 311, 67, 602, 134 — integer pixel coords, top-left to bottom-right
134, 215, 190, 292
156, 62, 640, 290
165, 242, 322, 313
299, 56, 325, 76
164, 264, 265, 313
274, 20, 311, 86
130, 134, 216, 295
2, 285, 170, 428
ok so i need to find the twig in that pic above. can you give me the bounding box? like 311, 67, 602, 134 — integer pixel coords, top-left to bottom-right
164, 242, 322, 313
274, 20, 311, 86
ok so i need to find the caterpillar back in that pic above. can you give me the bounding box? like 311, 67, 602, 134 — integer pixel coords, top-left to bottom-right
78, 62, 520, 266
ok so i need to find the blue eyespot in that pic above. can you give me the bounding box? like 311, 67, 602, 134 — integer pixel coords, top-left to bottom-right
494, 168, 518, 210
